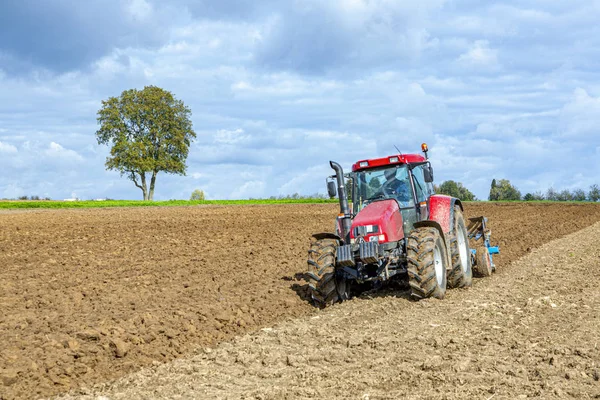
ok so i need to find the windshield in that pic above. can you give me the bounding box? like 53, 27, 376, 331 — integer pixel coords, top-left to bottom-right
353, 165, 414, 213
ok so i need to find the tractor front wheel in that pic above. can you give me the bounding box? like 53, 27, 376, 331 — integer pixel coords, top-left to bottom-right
447, 206, 473, 288
305, 238, 348, 307
407, 227, 448, 300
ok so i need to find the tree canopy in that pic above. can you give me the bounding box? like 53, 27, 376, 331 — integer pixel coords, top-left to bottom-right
434, 180, 476, 201
489, 179, 521, 201
588, 184, 600, 202
96, 86, 196, 200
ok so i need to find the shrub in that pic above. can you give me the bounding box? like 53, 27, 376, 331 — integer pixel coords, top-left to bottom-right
190, 189, 205, 201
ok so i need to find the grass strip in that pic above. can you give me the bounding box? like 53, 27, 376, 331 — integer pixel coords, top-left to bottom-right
0, 198, 339, 210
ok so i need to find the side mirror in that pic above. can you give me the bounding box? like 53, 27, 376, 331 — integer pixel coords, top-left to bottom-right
424, 167, 434, 183
327, 181, 337, 198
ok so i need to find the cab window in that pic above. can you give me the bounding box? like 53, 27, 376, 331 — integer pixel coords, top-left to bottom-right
411, 165, 429, 203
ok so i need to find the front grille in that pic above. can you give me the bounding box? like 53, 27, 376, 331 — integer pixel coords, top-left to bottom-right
354, 225, 379, 237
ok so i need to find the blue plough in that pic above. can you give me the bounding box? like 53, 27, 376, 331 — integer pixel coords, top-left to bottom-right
468, 216, 500, 271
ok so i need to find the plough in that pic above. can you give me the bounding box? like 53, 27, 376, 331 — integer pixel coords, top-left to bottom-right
468, 216, 500, 274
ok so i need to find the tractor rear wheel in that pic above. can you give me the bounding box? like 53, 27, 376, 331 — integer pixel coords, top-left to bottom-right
407, 227, 448, 300
447, 206, 473, 288
473, 245, 492, 277
305, 238, 348, 307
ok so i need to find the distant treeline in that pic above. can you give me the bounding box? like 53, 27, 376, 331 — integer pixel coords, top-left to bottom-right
5, 193, 331, 202
436, 179, 600, 202
9, 182, 600, 204
3, 195, 52, 201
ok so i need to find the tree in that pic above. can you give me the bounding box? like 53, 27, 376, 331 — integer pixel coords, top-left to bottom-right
524, 191, 544, 201
489, 179, 499, 201
533, 191, 545, 201
589, 184, 600, 202
572, 189, 586, 201
436, 180, 476, 201
546, 187, 557, 201
556, 189, 573, 202
190, 189, 205, 201
368, 177, 381, 191
345, 178, 354, 201
489, 179, 521, 201
96, 86, 196, 201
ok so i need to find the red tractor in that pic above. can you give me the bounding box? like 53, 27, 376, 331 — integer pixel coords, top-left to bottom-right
306, 144, 498, 307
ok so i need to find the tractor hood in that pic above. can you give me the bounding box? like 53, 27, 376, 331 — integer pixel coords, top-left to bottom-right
350, 199, 404, 243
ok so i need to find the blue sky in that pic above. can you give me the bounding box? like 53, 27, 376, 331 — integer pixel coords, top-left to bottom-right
1, 0, 599, 200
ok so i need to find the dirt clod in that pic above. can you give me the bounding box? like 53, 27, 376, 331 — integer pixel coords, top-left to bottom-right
1, 370, 18, 387
76, 330, 101, 342
109, 339, 130, 358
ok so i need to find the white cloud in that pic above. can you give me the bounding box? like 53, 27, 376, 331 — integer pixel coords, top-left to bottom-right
0, 141, 17, 153
127, 0, 153, 21
457, 40, 499, 67
214, 129, 249, 145
45, 142, 84, 162
558, 88, 600, 139
230, 180, 266, 199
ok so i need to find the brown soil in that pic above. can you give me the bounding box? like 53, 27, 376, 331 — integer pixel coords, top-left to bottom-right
61, 220, 600, 400
1, 203, 599, 399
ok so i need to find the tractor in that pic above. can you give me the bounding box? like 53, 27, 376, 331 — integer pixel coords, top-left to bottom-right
306, 144, 499, 307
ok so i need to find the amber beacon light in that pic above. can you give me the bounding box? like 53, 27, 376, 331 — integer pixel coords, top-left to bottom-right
421, 143, 429, 158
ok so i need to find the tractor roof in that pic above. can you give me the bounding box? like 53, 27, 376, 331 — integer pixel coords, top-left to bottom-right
352, 153, 426, 172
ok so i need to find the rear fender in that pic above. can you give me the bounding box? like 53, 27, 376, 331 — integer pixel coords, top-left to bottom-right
312, 232, 343, 242
428, 195, 463, 234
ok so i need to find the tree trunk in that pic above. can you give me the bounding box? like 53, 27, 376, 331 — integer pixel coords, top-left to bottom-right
130, 171, 148, 201
140, 173, 148, 201
149, 171, 158, 201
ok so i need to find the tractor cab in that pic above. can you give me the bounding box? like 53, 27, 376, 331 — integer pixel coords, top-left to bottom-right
326, 145, 435, 243
350, 153, 434, 237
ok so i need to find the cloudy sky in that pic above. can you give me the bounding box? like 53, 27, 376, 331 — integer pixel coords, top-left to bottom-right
1, 0, 599, 200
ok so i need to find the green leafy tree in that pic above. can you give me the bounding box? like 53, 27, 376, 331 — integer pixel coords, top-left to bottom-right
532, 191, 545, 201
556, 189, 573, 202
368, 177, 381, 190
589, 184, 600, 202
489, 179, 499, 201
436, 180, 476, 201
345, 178, 353, 201
367, 177, 381, 198
489, 179, 521, 201
523, 192, 545, 201
96, 86, 196, 201
190, 189, 205, 201
572, 189, 586, 201
545, 187, 557, 201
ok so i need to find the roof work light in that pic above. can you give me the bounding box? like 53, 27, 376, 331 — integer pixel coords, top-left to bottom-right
421, 143, 429, 159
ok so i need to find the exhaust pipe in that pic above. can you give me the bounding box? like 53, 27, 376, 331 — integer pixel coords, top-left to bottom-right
330, 161, 352, 243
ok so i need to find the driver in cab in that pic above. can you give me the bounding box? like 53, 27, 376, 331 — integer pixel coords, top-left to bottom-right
383, 168, 411, 203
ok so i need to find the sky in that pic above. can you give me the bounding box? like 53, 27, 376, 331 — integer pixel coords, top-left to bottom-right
1, 0, 600, 201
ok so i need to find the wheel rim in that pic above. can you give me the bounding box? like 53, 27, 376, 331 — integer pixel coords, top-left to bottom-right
458, 226, 469, 273
433, 245, 444, 287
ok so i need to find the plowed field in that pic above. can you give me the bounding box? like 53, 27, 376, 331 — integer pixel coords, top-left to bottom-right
1, 203, 600, 399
